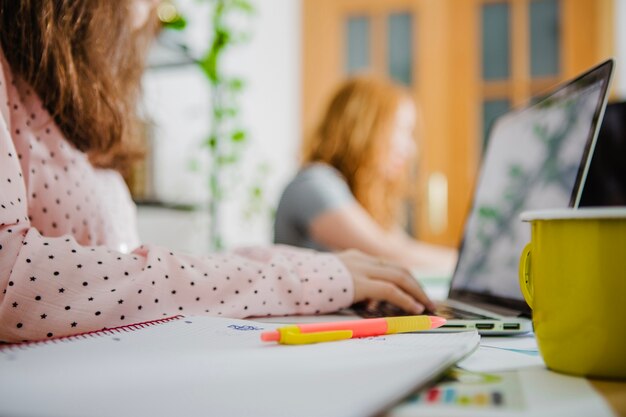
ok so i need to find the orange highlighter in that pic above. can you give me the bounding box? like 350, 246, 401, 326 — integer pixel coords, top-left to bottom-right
260, 315, 446, 345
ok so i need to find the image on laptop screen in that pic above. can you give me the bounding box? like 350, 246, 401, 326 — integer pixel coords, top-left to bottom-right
451, 61, 613, 305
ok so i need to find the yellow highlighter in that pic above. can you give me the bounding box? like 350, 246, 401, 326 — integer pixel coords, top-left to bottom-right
260, 315, 446, 345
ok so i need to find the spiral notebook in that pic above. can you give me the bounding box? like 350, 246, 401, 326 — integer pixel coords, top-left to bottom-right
0, 315, 479, 417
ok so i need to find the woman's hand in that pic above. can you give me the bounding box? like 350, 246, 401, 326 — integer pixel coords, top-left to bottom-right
337, 249, 436, 314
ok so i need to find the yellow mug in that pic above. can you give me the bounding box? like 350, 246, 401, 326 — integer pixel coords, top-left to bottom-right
519, 208, 626, 379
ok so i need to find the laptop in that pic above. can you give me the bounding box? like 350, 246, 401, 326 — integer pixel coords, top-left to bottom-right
355, 59, 614, 334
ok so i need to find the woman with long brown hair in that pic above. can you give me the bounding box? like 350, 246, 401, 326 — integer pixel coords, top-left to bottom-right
0, 1, 433, 342
275, 77, 456, 271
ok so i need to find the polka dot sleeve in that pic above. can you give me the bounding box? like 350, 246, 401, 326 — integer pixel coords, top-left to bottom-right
0, 51, 355, 343
0, 230, 354, 343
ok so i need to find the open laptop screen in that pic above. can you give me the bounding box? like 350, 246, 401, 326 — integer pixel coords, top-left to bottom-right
449, 60, 613, 312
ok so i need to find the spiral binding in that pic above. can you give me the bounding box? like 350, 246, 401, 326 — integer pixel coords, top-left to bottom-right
0, 315, 184, 351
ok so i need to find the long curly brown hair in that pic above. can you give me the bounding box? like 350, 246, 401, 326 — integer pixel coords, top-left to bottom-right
0, 0, 158, 171
301, 77, 418, 230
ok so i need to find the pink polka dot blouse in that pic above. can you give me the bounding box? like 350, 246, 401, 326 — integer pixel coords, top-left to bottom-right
0, 50, 353, 343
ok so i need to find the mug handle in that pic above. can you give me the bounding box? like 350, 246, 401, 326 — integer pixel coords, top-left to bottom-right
519, 243, 534, 309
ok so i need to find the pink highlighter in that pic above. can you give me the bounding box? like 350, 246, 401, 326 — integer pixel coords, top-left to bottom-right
260, 315, 446, 345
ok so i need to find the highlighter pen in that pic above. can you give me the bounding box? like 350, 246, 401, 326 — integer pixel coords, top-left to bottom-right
260, 315, 446, 345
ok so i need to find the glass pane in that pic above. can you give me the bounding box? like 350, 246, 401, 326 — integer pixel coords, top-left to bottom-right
483, 99, 510, 149
346, 16, 370, 74
388, 12, 413, 86
530, 0, 560, 77
482, 3, 510, 80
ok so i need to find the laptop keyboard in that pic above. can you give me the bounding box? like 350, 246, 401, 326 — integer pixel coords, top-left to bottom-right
352, 300, 493, 320
434, 304, 493, 320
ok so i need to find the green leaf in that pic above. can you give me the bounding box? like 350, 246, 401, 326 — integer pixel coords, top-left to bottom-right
217, 155, 238, 165
214, 28, 231, 49
509, 164, 523, 178
213, 236, 224, 251
231, 0, 255, 14
231, 130, 246, 142
203, 136, 218, 149
503, 190, 516, 201
228, 78, 245, 92
214, 107, 238, 119
199, 51, 219, 83
533, 124, 549, 142
162, 15, 187, 30
209, 175, 221, 196
199, 28, 232, 83
478, 206, 499, 219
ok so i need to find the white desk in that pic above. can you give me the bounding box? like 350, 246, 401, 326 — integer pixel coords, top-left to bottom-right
408, 273, 625, 416
387, 334, 624, 417
259, 273, 626, 417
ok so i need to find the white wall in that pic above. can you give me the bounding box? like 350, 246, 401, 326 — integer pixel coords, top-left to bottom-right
221, 0, 302, 248
142, 66, 210, 207
139, 0, 302, 254
616, 0, 626, 99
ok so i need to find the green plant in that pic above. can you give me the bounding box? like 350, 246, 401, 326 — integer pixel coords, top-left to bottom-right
162, 0, 255, 250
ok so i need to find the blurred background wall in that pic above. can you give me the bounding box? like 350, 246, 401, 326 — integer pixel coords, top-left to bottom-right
136, 0, 301, 254
135, 0, 625, 255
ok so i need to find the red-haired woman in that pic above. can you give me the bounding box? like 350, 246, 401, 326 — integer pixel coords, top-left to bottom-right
275, 77, 457, 271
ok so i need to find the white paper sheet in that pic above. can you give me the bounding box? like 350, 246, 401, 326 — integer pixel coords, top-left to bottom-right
0, 316, 479, 417
389, 366, 616, 417
458, 335, 544, 372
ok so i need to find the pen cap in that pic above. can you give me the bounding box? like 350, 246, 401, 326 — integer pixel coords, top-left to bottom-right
261, 331, 280, 342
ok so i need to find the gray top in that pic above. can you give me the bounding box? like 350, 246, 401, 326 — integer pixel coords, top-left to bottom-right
274, 163, 355, 251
